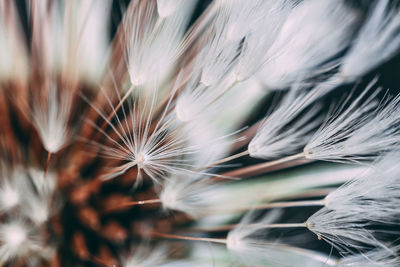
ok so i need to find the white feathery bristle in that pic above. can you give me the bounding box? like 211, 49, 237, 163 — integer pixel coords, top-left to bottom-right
204, 77, 267, 131
249, 88, 323, 159
323, 152, 400, 224
93, 95, 189, 185
30, 0, 60, 72
0, 221, 40, 263
156, 0, 185, 18
223, 0, 267, 42
175, 69, 264, 123
176, 0, 280, 123
174, 70, 229, 122
87, 71, 245, 184
305, 80, 400, 161
341, 0, 400, 80
63, 0, 112, 81
306, 207, 384, 254
175, 80, 256, 164
22, 199, 50, 225
159, 176, 209, 217
307, 152, 400, 253
175, 1, 271, 122
227, 210, 337, 266
0, 165, 58, 225
160, 175, 243, 217
28, 168, 57, 198
32, 85, 72, 153
161, 163, 366, 218
174, 88, 205, 122
126, 1, 195, 87
0, 2, 28, 80
0, 165, 28, 212
199, 6, 239, 87
30, 0, 111, 81
232, 0, 293, 81
259, 0, 358, 89
0, 184, 20, 211
338, 245, 400, 266
179, 118, 239, 167
123, 244, 167, 267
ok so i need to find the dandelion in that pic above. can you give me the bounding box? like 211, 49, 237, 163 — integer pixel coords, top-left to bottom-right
0, 0, 400, 266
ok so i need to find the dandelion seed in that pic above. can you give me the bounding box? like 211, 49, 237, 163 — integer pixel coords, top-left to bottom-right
338, 245, 400, 266
249, 87, 323, 159
0, 165, 27, 212
0, 220, 41, 263
125, 0, 195, 87
0, 2, 28, 81
32, 84, 72, 154
304, 81, 400, 162
227, 210, 338, 266
123, 243, 167, 267
259, 0, 359, 89
305, 153, 400, 253
340, 0, 400, 80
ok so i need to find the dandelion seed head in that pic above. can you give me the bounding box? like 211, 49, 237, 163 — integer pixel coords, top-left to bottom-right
1, 0, 400, 265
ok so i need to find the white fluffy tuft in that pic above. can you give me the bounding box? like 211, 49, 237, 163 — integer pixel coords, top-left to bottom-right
341, 0, 400, 80
305, 80, 400, 162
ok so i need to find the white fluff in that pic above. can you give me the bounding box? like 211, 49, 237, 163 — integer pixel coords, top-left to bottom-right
338, 245, 400, 266
87, 92, 192, 185
123, 244, 167, 267
64, 0, 112, 81
85, 78, 236, 186
323, 152, 400, 224
199, 5, 239, 87
0, 166, 27, 212
32, 84, 72, 153
305, 81, 400, 162
0, 2, 28, 80
227, 210, 338, 266
126, 0, 195, 86
249, 88, 323, 159
159, 174, 252, 218
30, 0, 111, 81
259, 0, 358, 89
0, 164, 59, 225
160, 176, 217, 218
175, 0, 289, 122
307, 152, 400, 253
232, 0, 293, 81
0, 221, 41, 264
341, 0, 400, 80
157, 0, 186, 18
21, 169, 60, 224
307, 208, 383, 253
